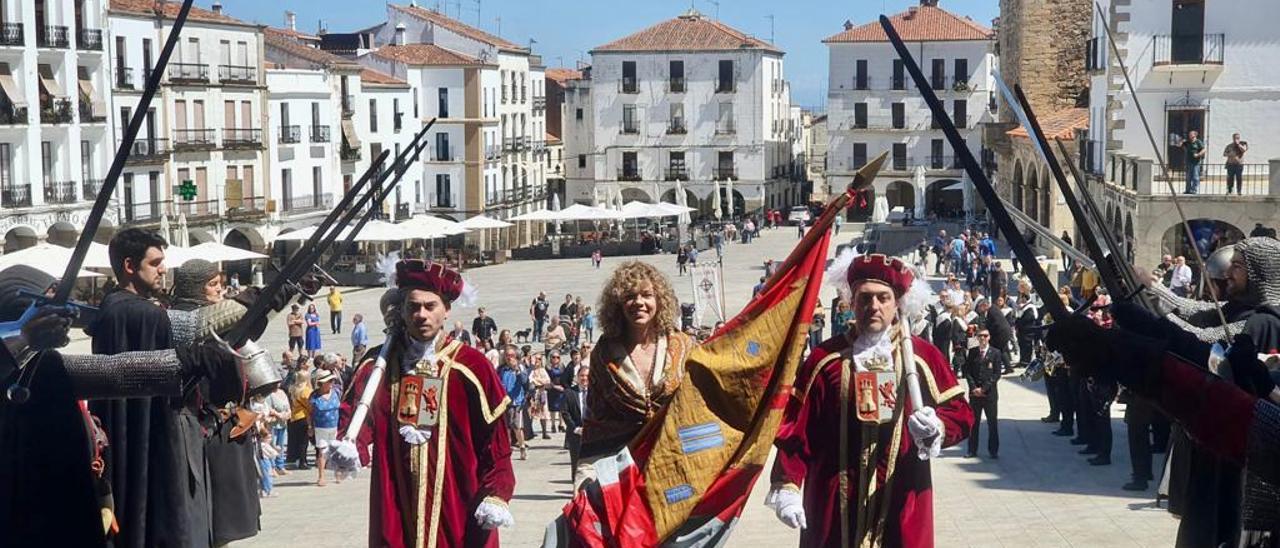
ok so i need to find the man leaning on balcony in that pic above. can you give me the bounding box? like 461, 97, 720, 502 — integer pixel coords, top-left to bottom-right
1224, 132, 1249, 195
1179, 130, 1207, 194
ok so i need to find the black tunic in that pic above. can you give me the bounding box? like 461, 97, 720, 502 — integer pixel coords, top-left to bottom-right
86, 290, 210, 548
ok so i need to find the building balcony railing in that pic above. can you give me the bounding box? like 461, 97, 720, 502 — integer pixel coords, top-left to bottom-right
619, 78, 638, 94
617, 168, 642, 182
115, 68, 135, 90
173, 128, 217, 151
309, 125, 330, 143
41, 98, 73, 124
667, 77, 686, 93
123, 200, 169, 223
531, 139, 546, 152
77, 28, 103, 51
891, 76, 907, 91
715, 81, 736, 93
79, 100, 106, 123
126, 138, 170, 163
889, 157, 914, 172
714, 123, 736, 135
712, 167, 737, 181
431, 146, 454, 162
952, 77, 971, 92
533, 96, 546, 110
223, 128, 262, 149
227, 195, 267, 217
0, 105, 27, 125
503, 137, 516, 152
172, 199, 221, 220
43, 180, 77, 204
930, 75, 947, 90
341, 95, 354, 118
37, 25, 68, 48
283, 193, 334, 213
218, 64, 256, 84
851, 76, 872, 90
340, 144, 360, 161
516, 136, 529, 151
664, 168, 689, 181
666, 120, 687, 134
82, 178, 103, 199
168, 62, 209, 83
620, 124, 639, 135
0, 23, 22, 46
278, 125, 301, 144
927, 155, 963, 170
1156, 163, 1270, 196
485, 145, 501, 160
1154, 33, 1225, 67
2, 184, 32, 208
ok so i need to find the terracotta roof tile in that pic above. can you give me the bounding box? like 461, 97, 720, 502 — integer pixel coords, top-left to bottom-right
109, 0, 249, 26
544, 68, 583, 84
391, 4, 527, 53
360, 68, 409, 88
824, 5, 992, 43
265, 28, 358, 70
1007, 108, 1090, 140
592, 10, 781, 54
273, 27, 319, 41
372, 43, 488, 67
545, 132, 561, 145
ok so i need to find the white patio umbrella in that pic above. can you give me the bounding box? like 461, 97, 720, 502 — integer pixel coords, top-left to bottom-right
674, 180, 691, 227
349, 220, 415, 242
458, 214, 513, 230
176, 212, 190, 247
273, 227, 319, 241
0, 243, 107, 278
872, 195, 890, 223
509, 208, 559, 221
159, 213, 171, 246
724, 176, 734, 219
554, 203, 623, 221
188, 241, 269, 262
550, 193, 562, 235
913, 165, 928, 221
712, 179, 723, 221
402, 214, 467, 236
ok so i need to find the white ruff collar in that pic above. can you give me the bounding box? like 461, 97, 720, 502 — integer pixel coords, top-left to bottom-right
849, 327, 894, 372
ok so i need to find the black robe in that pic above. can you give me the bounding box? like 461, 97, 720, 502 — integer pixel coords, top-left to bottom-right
86, 290, 209, 548
0, 353, 107, 547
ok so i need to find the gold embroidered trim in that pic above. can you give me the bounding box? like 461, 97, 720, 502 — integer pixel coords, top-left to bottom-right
799, 352, 845, 401
838, 356, 852, 548
481, 495, 510, 508
452, 365, 511, 424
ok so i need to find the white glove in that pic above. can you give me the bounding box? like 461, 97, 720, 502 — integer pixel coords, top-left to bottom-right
908, 407, 944, 460
764, 487, 807, 530
327, 440, 360, 472
399, 425, 432, 445
473, 499, 515, 529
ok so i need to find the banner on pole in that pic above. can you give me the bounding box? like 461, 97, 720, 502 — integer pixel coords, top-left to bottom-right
689, 261, 724, 326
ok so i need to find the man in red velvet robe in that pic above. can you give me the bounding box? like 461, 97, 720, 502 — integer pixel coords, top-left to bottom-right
339, 260, 515, 548
767, 253, 974, 547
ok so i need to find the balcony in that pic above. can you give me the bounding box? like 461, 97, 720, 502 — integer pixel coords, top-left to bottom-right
713, 167, 737, 181
340, 143, 360, 161
173, 128, 217, 151
503, 137, 516, 152
485, 145, 501, 160
37, 25, 68, 48
78, 100, 106, 123
664, 167, 689, 181
520, 86, 527, 103
218, 64, 256, 85
666, 119, 687, 134
952, 77, 971, 92
126, 138, 170, 163
123, 200, 169, 223
309, 125, 330, 143
0, 105, 27, 125
619, 77, 638, 94
115, 68, 135, 90
341, 95, 354, 119
714, 122, 736, 135
432, 146, 454, 162
77, 28, 103, 51
283, 193, 334, 213
891, 76, 907, 90
533, 96, 546, 110
715, 81, 735, 93
43, 180, 77, 204
1154, 34, 1225, 67
852, 76, 872, 91
616, 168, 642, 182
227, 196, 267, 218
2, 184, 31, 208
173, 199, 220, 220
41, 98, 73, 124
1156, 163, 1271, 196
168, 62, 209, 84
930, 75, 947, 90
82, 178, 103, 199
620, 123, 639, 135
223, 128, 262, 149
927, 155, 963, 170
393, 112, 403, 132
0, 23, 23, 46
278, 125, 301, 144
889, 157, 913, 172
667, 77, 686, 93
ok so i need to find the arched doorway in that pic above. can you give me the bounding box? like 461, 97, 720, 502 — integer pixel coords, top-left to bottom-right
223, 228, 257, 284
1012, 161, 1024, 215
1027, 170, 1040, 223
188, 229, 216, 245
1124, 213, 1135, 264
46, 222, 79, 247
1161, 219, 1244, 270
925, 179, 964, 219
1040, 174, 1052, 228
660, 188, 700, 221
846, 187, 874, 222
93, 219, 116, 245
885, 180, 915, 212
700, 188, 745, 220
3, 226, 37, 253
620, 187, 651, 203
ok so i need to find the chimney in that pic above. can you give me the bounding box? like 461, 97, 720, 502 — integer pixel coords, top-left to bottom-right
394, 23, 406, 46
285, 10, 296, 31
211, 1, 222, 14
905, 6, 918, 19
920, 0, 939, 6
843, 20, 853, 31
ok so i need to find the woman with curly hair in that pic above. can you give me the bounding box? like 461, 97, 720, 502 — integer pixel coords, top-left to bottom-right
580, 260, 696, 467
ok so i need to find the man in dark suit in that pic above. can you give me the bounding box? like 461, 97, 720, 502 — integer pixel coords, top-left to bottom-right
964, 328, 1005, 459
982, 296, 1014, 374
562, 365, 589, 484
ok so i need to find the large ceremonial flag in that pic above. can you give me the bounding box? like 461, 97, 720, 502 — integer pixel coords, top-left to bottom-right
545, 184, 860, 547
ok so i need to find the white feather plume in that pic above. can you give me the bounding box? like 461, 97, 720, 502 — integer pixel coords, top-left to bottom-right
454, 279, 479, 308
900, 265, 936, 324
826, 247, 860, 306
376, 251, 401, 288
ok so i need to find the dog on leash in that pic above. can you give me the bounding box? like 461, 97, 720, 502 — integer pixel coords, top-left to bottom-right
515, 329, 532, 343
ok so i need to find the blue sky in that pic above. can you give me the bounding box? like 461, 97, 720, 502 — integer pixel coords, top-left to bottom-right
219, 0, 998, 107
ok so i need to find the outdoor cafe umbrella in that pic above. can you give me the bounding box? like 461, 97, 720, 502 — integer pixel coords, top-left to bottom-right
458, 214, 513, 255
0, 243, 107, 279
712, 178, 723, 221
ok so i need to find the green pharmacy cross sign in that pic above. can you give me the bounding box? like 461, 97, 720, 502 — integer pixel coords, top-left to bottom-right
176, 179, 197, 201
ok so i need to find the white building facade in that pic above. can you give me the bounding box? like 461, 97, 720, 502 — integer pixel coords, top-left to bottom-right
0, 0, 112, 251
563, 9, 796, 221
824, 4, 995, 221
1085, 0, 1280, 269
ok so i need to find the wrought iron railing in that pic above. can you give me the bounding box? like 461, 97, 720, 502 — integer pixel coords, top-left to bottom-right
1, 184, 31, 208
168, 62, 209, 83
278, 125, 301, 144
309, 125, 330, 143
218, 64, 256, 84
0, 23, 23, 46
77, 28, 102, 50
37, 25, 68, 48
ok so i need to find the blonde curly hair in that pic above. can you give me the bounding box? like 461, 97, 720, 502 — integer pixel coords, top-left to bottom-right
597, 261, 679, 340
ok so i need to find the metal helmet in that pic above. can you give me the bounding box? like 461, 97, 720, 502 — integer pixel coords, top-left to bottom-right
1205, 244, 1236, 281
235, 338, 282, 397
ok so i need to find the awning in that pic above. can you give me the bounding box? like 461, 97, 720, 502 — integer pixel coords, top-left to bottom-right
38, 64, 64, 97
77, 66, 106, 118
341, 118, 362, 150
0, 63, 26, 110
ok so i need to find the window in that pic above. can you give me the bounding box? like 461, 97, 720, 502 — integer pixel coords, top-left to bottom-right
852, 143, 867, 169
669, 60, 684, 92
40, 141, 52, 185
669, 103, 684, 133
114, 36, 126, 77
953, 59, 969, 88
621, 61, 637, 93
435, 174, 451, 207
81, 140, 92, 183
668, 151, 686, 180
892, 60, 905, 90
414, 90, 420, 118
621, 151, 638, 179
142, 39, 152, 76
575, 108, 583, 121
435, 132, 450, 161
891, 103, 905, 129
577, 154, 585, 168
855, 60, 868, 90
369, 98, 377, 132
312, 166, 322, 197
953, 99, 968, 129
717, 60, 734, 92
438, 87, 448, 118
717, 102, 734, 133
892, 143, 907, 170
393, 98, 402, 131
0, 144, 12, 188
279, 103, 289, 128
281, 168, 292, 208
930, 59, 946, 90
311, 102, 319, 128
716, 150, 734, 180
854, 103, 867, 129
622, 104, 638, 134
931, 139, 945, 168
